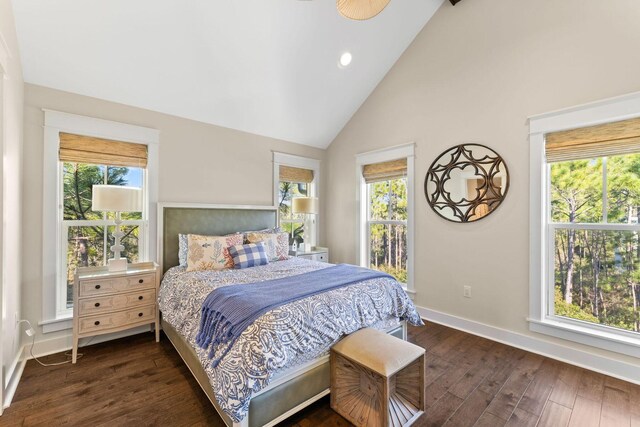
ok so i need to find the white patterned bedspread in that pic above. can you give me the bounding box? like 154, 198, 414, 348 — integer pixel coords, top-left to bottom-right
158, 257, 423, 422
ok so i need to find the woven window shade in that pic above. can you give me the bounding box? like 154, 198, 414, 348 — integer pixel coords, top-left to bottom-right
59, 132, 148, 168
545, 117, 640, 163
279, 165, 314, 183
362, 158, 407, 183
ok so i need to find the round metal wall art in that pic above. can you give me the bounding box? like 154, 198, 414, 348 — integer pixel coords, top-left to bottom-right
424, 144, 509, 223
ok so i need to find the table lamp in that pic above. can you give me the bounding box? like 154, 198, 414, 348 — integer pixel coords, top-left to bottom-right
92, 185, 142, 271
292, 197, 318, 253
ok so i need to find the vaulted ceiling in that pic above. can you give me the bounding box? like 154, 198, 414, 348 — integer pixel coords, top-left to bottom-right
12, 0, 444, 148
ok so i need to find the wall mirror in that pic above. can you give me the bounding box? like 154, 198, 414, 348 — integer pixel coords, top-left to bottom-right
424, 144, 509, 222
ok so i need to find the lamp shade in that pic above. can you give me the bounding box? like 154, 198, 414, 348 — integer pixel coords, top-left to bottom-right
337, 0, 390, 20
92, 185, 142, 212
292, 197, 319, 215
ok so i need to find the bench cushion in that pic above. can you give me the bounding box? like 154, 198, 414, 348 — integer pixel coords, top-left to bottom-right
331, 327, 425, 377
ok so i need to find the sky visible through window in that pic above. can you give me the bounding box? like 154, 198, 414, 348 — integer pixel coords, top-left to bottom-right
124, 168, 143, 188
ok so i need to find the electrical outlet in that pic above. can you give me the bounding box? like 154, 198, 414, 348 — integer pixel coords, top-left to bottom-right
463, 285, 471, 298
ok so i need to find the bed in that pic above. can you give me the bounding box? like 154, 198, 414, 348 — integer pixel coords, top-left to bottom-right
157, 203, 423, 427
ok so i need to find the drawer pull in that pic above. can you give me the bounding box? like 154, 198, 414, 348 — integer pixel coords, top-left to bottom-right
138, 296, 143, 300
94, 302, 100, 307
95, 284, 101, 290
94, 321, 100, 326
138, 312, 143, 317
138, 279, 144, 284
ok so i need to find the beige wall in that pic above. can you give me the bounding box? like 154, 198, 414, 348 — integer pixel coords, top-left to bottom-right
0, 0, 24, 403
326, 0, 640, 365
22, 83, 325, 346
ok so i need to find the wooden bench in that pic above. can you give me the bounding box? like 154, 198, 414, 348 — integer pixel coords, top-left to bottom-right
330, 328, 426, 427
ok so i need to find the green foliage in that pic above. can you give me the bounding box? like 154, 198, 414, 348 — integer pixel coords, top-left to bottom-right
554, 288, 599, 323
64, 163, 141, 306
551, 153, 640, 333
368, 178, 407, 283
550, 158, 602, 222
373, 264, 407, 284
278, 181, 308, 245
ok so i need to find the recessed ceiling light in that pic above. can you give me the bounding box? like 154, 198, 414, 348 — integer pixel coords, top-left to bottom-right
339, 52, 352, 68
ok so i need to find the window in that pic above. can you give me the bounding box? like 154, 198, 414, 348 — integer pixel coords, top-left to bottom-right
547, 117, 640, 335
357, 144, 415, 295
529, 94, 640, 357
366, 163, 408, 283
43, 111, 159, 329
62, 162, 146, 309
278, 166, 312, 246
273, 153, 320, 248
549, 154, 640, 333
58, 132, 148, 313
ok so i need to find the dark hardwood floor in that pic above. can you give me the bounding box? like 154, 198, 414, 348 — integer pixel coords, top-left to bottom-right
3, 323, 640, 426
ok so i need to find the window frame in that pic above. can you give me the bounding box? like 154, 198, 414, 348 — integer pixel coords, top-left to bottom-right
272, 152, 320, 248
529, 91, 640, 358
42, 110, 159, 332
356, 143, 415, 297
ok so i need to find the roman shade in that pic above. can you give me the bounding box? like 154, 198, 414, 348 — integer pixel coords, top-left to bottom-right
362, 158, 407, 183
59, 132, 148, 168
279, 165, 314, 183
545, 117, 640, 163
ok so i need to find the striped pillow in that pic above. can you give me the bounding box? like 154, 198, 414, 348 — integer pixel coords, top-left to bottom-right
228, 243, 270, 269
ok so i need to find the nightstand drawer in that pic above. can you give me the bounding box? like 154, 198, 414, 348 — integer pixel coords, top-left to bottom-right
79, 273, 155, 297
299, 253, 328, 262
78, 289, 157, 316
78, 305, 156, 334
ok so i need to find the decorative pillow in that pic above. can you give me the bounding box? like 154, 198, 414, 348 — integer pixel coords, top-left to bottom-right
245, 232, 289, 261
179, 232, 241, 267
186, 233, 244, 271
178, 234, 188, 266
228, 243, 269, 269
242, 227, 280, 240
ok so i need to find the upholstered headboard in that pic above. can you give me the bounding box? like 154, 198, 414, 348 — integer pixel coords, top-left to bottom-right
158, 203, 278, 274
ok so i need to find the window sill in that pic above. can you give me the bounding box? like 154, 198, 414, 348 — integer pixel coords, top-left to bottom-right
39, 315, 73, 334
528, 317, 640, 359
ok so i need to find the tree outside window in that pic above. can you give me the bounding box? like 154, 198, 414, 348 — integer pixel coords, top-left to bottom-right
63, 162, 144, 307
367, 177, 407, 283
551, 153, 640, 333
278, 181, 307, 246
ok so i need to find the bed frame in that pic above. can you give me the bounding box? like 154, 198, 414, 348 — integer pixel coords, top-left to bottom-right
157, 202, 407, 427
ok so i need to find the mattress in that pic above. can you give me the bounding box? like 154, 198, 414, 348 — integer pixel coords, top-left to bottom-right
158, 257, 422, 422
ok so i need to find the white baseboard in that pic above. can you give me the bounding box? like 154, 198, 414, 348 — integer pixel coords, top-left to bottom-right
21, 325, 153, 359
416, 305, 640, 385
3, 353, 26, 409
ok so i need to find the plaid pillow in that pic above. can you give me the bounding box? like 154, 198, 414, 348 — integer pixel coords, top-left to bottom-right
245, 231, 289, 261
228, 243, 270, 269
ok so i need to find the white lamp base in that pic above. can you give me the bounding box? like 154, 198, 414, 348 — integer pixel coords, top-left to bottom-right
107, 258, 128, 272
303, 243, 312, 253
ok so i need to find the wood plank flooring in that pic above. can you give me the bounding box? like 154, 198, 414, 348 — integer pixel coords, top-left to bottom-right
2, 322, 639, 426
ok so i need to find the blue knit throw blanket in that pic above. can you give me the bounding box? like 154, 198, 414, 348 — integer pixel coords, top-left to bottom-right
195, 263, 392, 367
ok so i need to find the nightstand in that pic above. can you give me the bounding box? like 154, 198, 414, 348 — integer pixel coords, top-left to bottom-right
291, 247, 329, 263
72, 262, 160, 363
